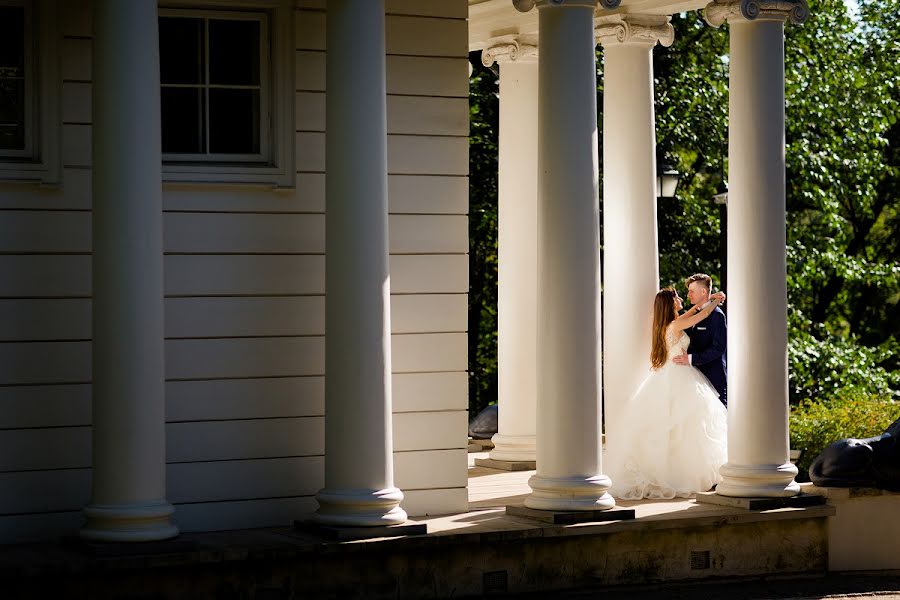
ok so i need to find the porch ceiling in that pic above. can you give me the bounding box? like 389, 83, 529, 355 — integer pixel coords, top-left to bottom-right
468, 0, 709, 50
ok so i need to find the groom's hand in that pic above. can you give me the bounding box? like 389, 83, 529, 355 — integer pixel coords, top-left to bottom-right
673, 349, 691, 366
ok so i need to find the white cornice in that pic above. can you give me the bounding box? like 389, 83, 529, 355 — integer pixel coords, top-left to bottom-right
704, 0, 809, 27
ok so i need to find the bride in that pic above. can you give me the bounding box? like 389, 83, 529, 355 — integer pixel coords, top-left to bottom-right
606, 287, 728, 500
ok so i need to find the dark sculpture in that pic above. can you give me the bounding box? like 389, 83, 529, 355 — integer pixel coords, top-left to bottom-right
468, 404, 498, 440
809, 417, 900, 492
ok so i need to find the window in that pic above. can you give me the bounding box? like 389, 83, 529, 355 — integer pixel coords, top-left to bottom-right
0, 0, 58, 184
0, 3, 30, 158
159, 2, 294, 188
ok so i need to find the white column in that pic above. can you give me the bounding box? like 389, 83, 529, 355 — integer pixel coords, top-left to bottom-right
596, 15, 673, 449
525, 0, 614, 512
705, 0, 808, 497
481, 37, 538, 465
82, 0, 178, 541
315, 0, 407, 526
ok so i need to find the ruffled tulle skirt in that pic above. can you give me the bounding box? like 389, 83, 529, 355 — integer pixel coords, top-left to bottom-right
605, 363, 727, 500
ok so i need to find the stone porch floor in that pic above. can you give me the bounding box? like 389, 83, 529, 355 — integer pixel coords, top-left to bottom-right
0, 452, 838, 599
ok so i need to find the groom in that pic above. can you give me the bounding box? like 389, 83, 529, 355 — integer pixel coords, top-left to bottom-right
673, 273, 727, 408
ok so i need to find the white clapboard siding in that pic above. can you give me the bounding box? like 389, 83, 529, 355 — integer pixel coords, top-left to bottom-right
0, 254, 467, 298
0, 456, 323, 514
390, 255, 468, 294
296, 13, 467, 57
164, 213, 326, 254
0, 469, 90, 514
61, 37, 91, 81
297, 0, 468, 18
394, 449, 467, 490
62, 81, 91, 124
392, 333, 467, 373
63, 127, 466, 174
0, 512, 83, 545
166, 337, 324, 380
401, 488, 468, 517
0, 384, 91, 429
393, 411, 467, 452
0, 341, 91, 385
161, 173, 466, 214
0, 295, 388, 340
0, 1, 470, 538
0, 299, 91, 341
0, 256, 91, 297
168, 456, 323, 503
391, 294, 467, 334
390, 215, 468, 254
59, 0, 90, 37
168, 417, 323, 463
174, 496, 318, 533
61, 124, 90, 168
0, 169, 91, 211
296, 92, 468, 136
0, 371, 465, 430
392, 372, 468, 413
0, 426, 91, 471
167, 377, 325, 422
296, 52, 469, 98
0, 211, 90, 253
296, 132, 469, 175
164, 255, 325, 296
165, 296, 325, 338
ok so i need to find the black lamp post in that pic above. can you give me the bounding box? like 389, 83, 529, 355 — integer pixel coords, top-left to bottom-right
712, 180, 728, 293
656, 157, 680, 201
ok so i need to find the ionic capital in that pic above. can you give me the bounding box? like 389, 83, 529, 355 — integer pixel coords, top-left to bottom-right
482, 34, 539, 67
595, 14, 675, 48
704, 0, 809, 28
513, 0, 621, 13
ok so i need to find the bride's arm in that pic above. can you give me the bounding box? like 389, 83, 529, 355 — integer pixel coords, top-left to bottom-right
672, 294, 724, 332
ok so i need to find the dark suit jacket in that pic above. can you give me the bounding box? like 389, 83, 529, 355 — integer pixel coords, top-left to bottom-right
687, 306, 727, 407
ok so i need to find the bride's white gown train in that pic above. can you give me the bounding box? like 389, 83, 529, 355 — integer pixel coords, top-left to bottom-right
606, 326, 727, 500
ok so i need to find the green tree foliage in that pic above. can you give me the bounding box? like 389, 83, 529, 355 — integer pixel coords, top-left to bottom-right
467, 0, 899, 415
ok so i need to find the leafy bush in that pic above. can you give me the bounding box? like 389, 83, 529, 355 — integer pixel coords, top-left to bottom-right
788, 321, 899, 404
789, 391, 899, 480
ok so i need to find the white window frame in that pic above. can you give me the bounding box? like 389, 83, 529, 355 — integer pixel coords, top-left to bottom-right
160, 0, 294, 189
0, 0, 60, 185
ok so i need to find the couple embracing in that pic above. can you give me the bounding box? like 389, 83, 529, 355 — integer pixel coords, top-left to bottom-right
607, 274, 729, 500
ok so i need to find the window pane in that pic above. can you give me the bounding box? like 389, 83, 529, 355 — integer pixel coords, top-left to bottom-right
161, 87, 205, 153
159, 17, 204, 85
0, 78, 24, 150
209, 89, 259, 154
208, 19, 260, 86
0, 7, 25, 76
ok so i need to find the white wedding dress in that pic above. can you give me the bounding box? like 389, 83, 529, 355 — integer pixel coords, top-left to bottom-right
606, 325, 728, 500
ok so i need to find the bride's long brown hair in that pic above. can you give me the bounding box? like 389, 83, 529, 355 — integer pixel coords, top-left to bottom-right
650, 288, 679, 370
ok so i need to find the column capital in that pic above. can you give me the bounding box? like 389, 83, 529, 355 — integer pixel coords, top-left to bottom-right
595, 14, 675, 48
482, 34, 539, 67
513, 0, 622, 13
704, 0, 809, 28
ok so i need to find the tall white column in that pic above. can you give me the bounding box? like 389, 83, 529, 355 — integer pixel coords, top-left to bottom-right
597, 15, 673, 450
82, 0, 178, 541
705, 0, 808, 497
524, 0, 614, 512
315, 0, 407, 526
481, 37, 538, 465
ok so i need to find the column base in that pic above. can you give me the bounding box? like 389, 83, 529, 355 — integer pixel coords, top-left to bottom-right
524, 473, 616, 511
80, 500, 179, 542
314, 487, 408, 527
489, 433, 536, 463
716, 462, 801, 498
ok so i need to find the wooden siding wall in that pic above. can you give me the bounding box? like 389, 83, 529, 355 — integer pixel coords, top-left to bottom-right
0, 0, 470, 543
